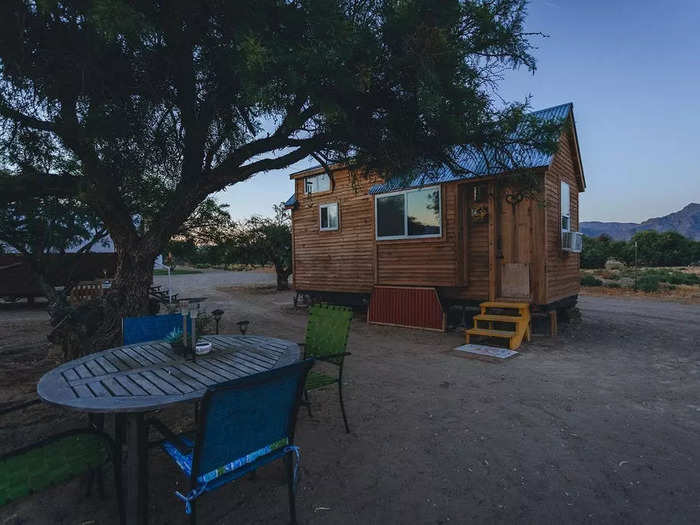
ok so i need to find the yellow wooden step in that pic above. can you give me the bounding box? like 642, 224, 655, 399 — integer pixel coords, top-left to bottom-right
474, 314, 524, 323
480, 301, 530, 310
465, 327, 515, 339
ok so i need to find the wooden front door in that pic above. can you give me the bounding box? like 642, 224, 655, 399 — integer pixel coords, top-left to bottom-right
496, 196, 531, 300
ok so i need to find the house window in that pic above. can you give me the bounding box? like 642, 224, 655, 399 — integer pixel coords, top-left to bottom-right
375, 186, 441, 240
561, 181, 571, 232
304, 173, 331, 194
320, 203, 339, 231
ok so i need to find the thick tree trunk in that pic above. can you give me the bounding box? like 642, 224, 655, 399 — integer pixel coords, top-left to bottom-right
47, 239, 158, 360
275, 266, 290, 291
113, 244, 157, 317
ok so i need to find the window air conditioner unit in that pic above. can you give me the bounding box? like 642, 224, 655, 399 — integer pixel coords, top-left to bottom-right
562, 231, 583, 253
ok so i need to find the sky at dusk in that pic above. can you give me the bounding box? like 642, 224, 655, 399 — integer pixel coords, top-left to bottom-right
216, 0, 700, 223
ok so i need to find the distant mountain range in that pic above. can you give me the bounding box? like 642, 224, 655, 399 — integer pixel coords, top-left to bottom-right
580, 203, 700, 241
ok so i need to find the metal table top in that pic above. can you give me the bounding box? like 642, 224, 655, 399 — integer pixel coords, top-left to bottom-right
37, 335, 300, 413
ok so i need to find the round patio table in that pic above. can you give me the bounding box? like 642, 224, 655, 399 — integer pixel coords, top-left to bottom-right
37, 334, 300, 525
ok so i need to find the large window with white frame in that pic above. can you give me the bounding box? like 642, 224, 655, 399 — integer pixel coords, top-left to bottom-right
375, 186, 441, 240
304, 173, 331, 194
319, 202, 339, 231
560, 181, 571, 232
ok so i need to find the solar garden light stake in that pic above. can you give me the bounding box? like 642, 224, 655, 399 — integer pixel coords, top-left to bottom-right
212, 309, 224, 335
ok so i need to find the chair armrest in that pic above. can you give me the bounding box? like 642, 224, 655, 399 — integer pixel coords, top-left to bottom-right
146, 417, 193, 454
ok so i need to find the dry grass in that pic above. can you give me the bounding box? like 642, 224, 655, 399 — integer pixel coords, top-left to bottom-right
581, 283, 700, 304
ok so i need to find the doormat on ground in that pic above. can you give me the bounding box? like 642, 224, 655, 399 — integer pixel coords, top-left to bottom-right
452, 344, 519, 363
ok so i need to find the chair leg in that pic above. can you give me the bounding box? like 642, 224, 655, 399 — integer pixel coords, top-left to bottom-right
113, 443, 125, 525
189, 500, 197, 525
303, 390, 312, 418
338, 364, 350, 434
87, 414, 106, 497
97, 464, 105, 498
286, 453, 297, 525
338, 382, 350, 434
86, 469, 95, 497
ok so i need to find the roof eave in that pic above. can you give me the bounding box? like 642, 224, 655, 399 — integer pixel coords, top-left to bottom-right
288, 162, 346, 179
568, 109, 586, 191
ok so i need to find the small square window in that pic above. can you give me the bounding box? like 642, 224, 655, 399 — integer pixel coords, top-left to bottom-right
305, 173, 331, 194
320, 203, 339, 231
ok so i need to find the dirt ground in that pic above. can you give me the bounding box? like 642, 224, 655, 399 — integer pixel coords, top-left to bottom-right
1, 270, 699, 524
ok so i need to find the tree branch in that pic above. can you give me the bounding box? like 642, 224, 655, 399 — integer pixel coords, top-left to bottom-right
0, 97, 56, 133
0, 172, 82, 203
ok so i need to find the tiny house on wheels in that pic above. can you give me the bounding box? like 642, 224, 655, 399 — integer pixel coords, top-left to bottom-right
286, 103, 585, 341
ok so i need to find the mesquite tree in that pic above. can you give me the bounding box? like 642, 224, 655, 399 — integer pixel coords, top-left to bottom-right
229, 204, 292, 291
0, 0, 556, 354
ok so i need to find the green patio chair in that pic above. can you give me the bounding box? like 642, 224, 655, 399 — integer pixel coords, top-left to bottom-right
0, 400, 123, 523
300, 304, 353, 433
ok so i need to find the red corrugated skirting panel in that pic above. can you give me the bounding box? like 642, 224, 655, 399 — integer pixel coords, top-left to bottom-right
368, 286, 445, 331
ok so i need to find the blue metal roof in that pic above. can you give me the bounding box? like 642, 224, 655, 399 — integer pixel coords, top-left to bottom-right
369, 103, 573, 195
284, 194, 297, 207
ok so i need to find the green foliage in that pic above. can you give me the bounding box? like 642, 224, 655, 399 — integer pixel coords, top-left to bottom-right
581, 231, 700, 269
175, 199, 236, 246
228, 204, 292, 290
631, 230, 696, 267
637, 269, 700, 286
0, 0, 556, 259
636, 274, 660, 292
605, 282, 621, 288
580, 274, 603, 286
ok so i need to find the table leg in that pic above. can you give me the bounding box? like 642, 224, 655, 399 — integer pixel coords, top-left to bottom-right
125, 412, 149, 525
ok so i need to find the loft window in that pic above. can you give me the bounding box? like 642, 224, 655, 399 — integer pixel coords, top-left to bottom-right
304, 173, 331, 194
319, 203, 339, 231
375, 186, 441, 240
561, 181, 571, 232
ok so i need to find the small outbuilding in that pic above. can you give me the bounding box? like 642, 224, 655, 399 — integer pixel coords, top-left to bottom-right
286, 103, 585, 334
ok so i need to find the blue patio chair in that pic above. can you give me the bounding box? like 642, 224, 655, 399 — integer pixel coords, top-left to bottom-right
148, 359, 314, 525
122, 314, 192, 345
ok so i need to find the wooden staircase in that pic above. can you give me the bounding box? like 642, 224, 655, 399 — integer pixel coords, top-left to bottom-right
465, 301, 531, 350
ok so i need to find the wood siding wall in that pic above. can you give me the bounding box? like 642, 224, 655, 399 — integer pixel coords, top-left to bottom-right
291, 169, 376, 293
375, 184, 459, 286
544, 122, 582, 303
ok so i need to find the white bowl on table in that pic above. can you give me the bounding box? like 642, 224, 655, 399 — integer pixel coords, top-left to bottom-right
195, 341, 212, 356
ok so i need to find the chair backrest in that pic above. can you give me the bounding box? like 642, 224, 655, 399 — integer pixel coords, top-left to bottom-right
0, 429, 113, 507
192, 359, 314, 482
122, 314, 191, 345
304, 304, 353, 359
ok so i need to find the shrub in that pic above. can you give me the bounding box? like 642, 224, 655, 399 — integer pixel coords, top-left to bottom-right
636, 274, 660, 292
637, 269, 700, 286
605, 282, 621, 288
581, 274, 603, 286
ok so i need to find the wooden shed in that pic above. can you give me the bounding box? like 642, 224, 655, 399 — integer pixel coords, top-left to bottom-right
287, 103, 585, 336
